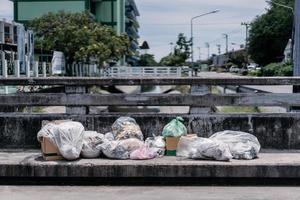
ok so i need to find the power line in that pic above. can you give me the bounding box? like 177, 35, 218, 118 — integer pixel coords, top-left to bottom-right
141, 22, 242, 26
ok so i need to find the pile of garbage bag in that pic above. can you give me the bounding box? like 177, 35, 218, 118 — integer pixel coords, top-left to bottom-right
37, 117, 166, 161
37, 116, 261, 162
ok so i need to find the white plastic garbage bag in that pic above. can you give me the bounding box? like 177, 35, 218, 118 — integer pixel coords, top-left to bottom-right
112, 117, 144, 141
104, 132, 115, 141
190, 138, 232, 161
176, 135, 198, 157
99, 138, 144, 160
130, 145, 158, 160
81, 131, 104, 158
209, 130, 261, 160
37, 121, 85, 160
145, 136, 166, 157
177, 135, 232, 161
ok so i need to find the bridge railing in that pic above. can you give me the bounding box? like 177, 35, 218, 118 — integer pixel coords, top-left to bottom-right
1, 77, 300, 148
0, 77, 299, 114
105, 66, 183, 77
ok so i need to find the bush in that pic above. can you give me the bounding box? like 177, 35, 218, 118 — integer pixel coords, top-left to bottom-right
249, 69, 263, 77
261, 63, 293, 77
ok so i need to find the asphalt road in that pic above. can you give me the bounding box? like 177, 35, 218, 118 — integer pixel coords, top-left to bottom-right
1, 186, 300, 200
199, 72, 293, 93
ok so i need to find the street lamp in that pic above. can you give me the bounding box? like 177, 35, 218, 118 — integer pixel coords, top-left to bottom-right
265, 0, 293, 11
190, 9, 220, 65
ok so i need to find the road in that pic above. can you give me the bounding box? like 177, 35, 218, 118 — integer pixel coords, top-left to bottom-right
199, 72, 293, 93
1, 186, 300, 200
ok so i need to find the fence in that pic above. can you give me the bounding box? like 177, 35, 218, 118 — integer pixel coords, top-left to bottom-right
0, 59, 51, 78
105, 66, 183, 77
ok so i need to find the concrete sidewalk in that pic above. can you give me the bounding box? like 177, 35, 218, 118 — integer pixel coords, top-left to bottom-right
2, 186, 300, 200
1, 150, 300, 179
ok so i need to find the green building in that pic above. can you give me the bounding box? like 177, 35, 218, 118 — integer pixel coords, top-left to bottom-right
11, 0, 140, 65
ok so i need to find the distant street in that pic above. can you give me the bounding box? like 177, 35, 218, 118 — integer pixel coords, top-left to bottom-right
199, 72, 293, 93
1, 186, 300, 200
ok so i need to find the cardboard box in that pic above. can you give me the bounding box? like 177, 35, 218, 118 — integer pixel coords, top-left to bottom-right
40, 137, 64, 161
165, 137, 180, 156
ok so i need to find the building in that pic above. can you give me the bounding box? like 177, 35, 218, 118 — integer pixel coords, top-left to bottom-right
10, 0, 140, 65
0, 19, 34, 75
284, 39, 292, 63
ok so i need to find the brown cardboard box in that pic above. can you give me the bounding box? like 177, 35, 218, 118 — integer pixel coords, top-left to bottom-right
166, 137, 180, 150
40, 137, 64, 161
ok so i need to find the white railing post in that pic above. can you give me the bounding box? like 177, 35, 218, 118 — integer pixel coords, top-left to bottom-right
3, 60, 8, 78
14, 60, 20, 78
26, 60, 30, 77
42, 62, 47, 77
3, 60, 8, 94
34, 61, 39, 77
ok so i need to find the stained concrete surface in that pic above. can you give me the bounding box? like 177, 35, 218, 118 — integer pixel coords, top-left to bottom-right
1, 186, 300, 200
2, 151, 300, 178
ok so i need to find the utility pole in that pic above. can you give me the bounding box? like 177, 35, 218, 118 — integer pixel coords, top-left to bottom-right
205, 42, 210, 59
197, 47, 201, 62
217, 44, 221, 55
223, 33, 229, 54
241, 22, 250, 49
242, 22, 250, 65
169, 42, 174, 54
294, 0, 300, 76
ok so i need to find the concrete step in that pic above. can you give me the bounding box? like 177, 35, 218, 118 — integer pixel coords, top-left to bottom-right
1, 150, 300, 183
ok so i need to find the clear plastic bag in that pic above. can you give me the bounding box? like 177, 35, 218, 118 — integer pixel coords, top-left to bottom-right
104, 132, 115, 141
99, 138, 144, 160
81, 131, 104, 159
176, 135, 198, 157
162, 117, 187, 138
37, 121, 84, 160
130, 145, 158, 160
209, 130, 261, 160
112, 117, 144, 141
145, 136, 166, 157
177, 135, 232, 161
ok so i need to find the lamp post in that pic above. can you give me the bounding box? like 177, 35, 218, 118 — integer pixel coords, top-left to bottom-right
190, 10, 220, 65
265, 0, 293, 11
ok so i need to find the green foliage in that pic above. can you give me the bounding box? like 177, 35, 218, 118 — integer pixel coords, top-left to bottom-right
262, 62, 293, 76
28, 11, 130, 65
139, 54, 157, 66
248, 0, 294, 66
248, 69, 263, 77
159, 33, 191, 66
228, 50, 248, 67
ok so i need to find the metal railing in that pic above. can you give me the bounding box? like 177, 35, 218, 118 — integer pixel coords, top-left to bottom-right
105, 66, 183, 77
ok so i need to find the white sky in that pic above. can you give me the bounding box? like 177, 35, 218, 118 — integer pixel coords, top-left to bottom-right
0, 0, 268, 61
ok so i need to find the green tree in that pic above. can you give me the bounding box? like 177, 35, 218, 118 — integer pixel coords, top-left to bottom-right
139, 54, 157, 66
159, 33, 191, 66
228, 50, 248, 68
248, 0, 294, 66
28, 11, 130, 66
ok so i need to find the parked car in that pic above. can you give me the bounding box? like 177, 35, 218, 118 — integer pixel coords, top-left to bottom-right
229, 66, 239, 73
247, 63, 258, 71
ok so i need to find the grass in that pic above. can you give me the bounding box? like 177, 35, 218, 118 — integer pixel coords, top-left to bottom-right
217, 106, 261, 113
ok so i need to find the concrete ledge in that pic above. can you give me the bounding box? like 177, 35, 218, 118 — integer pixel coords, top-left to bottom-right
1, 113, 300, 149
1, 151, 300, 179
